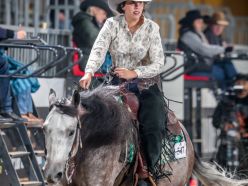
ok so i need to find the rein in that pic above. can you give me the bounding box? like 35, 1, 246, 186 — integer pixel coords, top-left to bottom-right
65, 117, 82, 184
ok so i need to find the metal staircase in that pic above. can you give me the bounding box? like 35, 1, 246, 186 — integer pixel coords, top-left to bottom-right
0, 120, 45, 186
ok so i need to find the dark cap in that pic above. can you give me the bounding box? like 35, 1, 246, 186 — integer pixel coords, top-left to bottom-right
80, 0, 114, 17
179, 9, 203, 26
235, 74, 248, 81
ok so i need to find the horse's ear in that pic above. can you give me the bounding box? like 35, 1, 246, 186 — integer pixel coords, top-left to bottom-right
72, 89, 80, 107
49, 89, 57, 106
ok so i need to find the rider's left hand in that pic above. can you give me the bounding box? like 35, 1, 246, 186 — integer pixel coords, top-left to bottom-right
114, 68, 138, 80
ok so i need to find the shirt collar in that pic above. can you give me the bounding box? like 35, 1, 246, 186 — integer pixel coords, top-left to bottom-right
119, 14, 146, 31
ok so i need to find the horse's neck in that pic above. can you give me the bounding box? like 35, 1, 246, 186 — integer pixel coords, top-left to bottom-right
75, 145, 125, 186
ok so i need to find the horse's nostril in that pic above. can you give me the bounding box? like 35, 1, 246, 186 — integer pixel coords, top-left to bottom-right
47, 175, 55, 184
55, 172, 63, 179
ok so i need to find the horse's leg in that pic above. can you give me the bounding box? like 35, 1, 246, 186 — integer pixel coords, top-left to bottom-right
157, 122, 195, 186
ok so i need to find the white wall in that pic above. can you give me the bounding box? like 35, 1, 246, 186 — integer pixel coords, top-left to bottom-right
32, 78, 66, 107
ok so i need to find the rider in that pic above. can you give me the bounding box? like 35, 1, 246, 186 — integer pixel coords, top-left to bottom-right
79, 0, 169, 184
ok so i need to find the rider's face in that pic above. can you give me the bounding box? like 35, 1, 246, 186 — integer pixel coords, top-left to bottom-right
122, 1, 145, 20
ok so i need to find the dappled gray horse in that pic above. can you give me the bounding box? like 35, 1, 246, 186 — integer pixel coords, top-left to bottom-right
43, 86, 248, 186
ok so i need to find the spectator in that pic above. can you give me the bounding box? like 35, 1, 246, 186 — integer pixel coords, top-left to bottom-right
0, 26, 42, 123
5, 54, 42, 123
0, 26, 27, 122
213, 74, 248, 134
177, 10, 236, 90
204, 12, 229, 46
49, 0, 74, 29
71, 0, 113, 71
204, 12, 237, 87
212, 74, 248, 173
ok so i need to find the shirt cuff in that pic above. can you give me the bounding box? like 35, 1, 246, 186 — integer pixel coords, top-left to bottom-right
134, 69, 142, 78
85, 69, 94, 76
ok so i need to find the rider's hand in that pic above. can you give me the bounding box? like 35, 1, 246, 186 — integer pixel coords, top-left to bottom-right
114, 68, 138, 80
79, 72, 92, 89
16, 25, 27, 39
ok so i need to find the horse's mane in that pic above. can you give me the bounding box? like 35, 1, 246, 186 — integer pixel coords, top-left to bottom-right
79, 86, 133, 149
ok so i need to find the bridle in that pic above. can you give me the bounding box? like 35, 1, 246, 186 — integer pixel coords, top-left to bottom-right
65, 116, 82, 184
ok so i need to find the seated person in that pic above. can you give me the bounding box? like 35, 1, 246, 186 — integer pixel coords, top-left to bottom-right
177, 10, 236, 90
4, 53, 43, 123
71, 0, 113, 71
213, 74, 248, 136
0, 26, 42, 123
0, 26, 27, 122
204, 12, 237, 88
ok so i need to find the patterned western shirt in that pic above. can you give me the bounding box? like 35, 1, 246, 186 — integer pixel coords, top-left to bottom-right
85, 15, 165, 81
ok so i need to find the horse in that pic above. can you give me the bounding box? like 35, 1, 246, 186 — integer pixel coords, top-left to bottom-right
43, 86, 248, 186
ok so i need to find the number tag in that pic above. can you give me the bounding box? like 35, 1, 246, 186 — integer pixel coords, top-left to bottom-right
174, 141, 187, 159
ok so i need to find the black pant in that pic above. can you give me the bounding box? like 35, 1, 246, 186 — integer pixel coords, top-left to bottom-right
137, 84, 167, 172
111, 77, 167, 172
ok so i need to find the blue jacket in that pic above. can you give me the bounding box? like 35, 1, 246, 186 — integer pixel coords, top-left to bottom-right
0, 51, 40, 95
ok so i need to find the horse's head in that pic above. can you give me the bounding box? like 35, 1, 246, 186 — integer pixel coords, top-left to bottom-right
43, 86, 136, 185
43, 89, 84, 184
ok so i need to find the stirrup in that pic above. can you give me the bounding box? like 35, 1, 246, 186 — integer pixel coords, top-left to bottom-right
135, 173, 157, 186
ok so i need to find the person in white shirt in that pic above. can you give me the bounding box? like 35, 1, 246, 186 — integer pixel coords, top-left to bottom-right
79, 0, 170, 184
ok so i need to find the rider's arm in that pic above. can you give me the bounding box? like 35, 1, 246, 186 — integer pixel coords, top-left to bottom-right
84, 18, 113, 76
134, 22, 164, 78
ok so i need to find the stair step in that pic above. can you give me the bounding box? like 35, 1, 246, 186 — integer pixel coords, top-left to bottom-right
9, 151, 30, 158
19, 177, 29, 182
34, 150, 45, 156
20, 181, 42, 186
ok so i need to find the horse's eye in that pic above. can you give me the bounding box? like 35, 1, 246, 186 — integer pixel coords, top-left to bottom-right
69, 131, 74, 137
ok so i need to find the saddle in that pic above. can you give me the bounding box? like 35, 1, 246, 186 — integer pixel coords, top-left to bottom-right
120, 87, 182, 134
119, 87, 139, 121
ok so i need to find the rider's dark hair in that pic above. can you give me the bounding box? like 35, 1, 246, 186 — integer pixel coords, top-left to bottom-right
117, 2, 126, 14
117, 1, 147, 14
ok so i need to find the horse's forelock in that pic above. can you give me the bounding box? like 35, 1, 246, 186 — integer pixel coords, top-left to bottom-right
51, 98, 78, 118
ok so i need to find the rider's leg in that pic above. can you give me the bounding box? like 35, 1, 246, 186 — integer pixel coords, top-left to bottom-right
0, 58, 11, 113
138, 84, 167, 174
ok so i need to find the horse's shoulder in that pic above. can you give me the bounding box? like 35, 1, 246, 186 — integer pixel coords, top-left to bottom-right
167, 110, 182, 135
